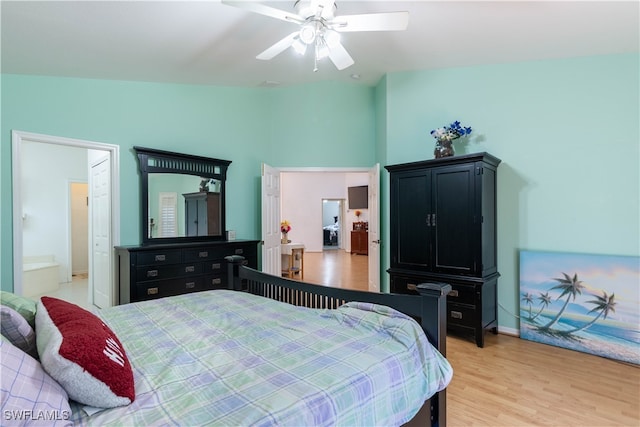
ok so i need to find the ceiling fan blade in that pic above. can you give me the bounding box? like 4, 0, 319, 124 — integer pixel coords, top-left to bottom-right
256, 32, 298, 60
221, 0, 304, 24
331, 11, 409, 32
328, 42, 354, 70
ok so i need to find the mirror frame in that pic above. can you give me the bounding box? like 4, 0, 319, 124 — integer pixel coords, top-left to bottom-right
134, 146, 232, 245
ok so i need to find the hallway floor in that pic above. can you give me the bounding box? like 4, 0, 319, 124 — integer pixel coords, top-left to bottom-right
298, 249, 369, 292
36, 274, 91, 311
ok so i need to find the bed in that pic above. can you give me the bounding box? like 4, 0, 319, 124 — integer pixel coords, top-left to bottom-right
1, 257, 452, 427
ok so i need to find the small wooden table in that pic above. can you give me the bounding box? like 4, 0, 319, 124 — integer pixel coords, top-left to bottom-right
281, 243, 304, 279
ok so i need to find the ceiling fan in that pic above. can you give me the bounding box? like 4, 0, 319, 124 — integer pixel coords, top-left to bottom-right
221, 0, 409, 71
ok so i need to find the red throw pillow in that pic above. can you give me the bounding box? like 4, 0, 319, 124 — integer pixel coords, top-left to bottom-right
36, 296, 135, 408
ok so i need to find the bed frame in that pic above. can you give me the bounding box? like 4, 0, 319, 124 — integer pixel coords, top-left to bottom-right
226, 255, 451, 427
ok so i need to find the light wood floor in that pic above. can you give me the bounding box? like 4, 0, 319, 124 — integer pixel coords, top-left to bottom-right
304, 249, 640, 427
302, 249, 369, 291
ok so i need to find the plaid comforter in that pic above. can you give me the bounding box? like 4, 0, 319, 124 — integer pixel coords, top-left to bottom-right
70, 290, 452, 426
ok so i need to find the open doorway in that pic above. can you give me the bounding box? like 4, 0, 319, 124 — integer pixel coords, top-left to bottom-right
12, 131, 120, 309
322, 199, 342, 250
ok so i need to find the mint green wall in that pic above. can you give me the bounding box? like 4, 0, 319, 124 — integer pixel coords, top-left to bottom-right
380, 53, 640, 332
265, 82, 376, 167
2, 53, 638, 334
0, 75, 375, 290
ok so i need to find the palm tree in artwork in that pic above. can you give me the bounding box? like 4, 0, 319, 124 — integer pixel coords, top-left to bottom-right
565, 291, 617, 333
521, 292, 534, 319
541, 272, 586, 329
530, 292, 552, 322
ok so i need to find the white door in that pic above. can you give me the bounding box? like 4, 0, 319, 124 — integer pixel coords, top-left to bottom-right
91, 157, 112, 308
261, 163, 281, 276
368, 164, 380, 292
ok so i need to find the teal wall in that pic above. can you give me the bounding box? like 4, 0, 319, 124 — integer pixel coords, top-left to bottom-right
2, 53, 638, 333
0, 75, 376, 291
381, 53, 639, 331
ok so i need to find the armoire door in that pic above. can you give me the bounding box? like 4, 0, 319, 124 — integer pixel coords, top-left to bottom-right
431, 163, 478, 275
390, 169, 432, 271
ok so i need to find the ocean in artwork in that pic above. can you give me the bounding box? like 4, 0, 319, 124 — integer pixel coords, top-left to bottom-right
519, 250, 640, 365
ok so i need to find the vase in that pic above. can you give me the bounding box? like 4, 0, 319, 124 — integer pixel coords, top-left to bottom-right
281, 233, 289, 244
434, 140, 454, 158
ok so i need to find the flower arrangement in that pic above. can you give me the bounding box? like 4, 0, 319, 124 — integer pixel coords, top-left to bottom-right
280, 220, 291, 234
430, 120, 472, 142
431, 120, 473, 158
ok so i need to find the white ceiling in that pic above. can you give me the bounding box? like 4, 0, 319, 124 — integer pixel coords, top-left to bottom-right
2, 1, 638, 88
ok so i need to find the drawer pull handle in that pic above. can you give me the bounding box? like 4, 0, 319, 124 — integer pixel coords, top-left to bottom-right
147, 270, 158, 278
211, 278, 221, 285
199, 251, 208, 258
451, 311, 463, 319
449, 290, 459, 297
211, 263, 221, 270
185, 282, 196, 289
407, 283, 417, 291
154, 255, 166, 262
147, 287, 159, 295
235, 248, 244, 255
185, 266, 195, 273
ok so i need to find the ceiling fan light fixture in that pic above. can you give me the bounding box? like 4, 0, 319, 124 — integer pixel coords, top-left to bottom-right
299, 23, 317, 44
292, 38, 307, 55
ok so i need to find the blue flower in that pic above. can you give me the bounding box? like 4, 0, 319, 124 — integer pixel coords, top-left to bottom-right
431, 121, 473, 142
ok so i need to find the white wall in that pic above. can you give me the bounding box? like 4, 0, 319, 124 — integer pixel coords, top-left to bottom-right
21, 142, 88, 284
70, 182, 88, 275
281, 171, 368, 252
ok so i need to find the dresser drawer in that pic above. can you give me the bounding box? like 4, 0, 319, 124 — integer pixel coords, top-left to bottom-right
203, 260, 225, 273
202, 275, 226, 290
136, 249, 183, 266
136, 263, 204, 282
134, 277, 204, 301
447, 283, 478, 306
183, 247, 226, 262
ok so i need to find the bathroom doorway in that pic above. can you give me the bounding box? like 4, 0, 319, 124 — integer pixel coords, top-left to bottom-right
322, 199, 342, 250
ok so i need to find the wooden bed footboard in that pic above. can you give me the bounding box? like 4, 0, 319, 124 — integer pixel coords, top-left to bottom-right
226, 255, 451, 427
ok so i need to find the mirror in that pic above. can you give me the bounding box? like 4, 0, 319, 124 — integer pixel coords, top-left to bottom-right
135, 147, 231, 245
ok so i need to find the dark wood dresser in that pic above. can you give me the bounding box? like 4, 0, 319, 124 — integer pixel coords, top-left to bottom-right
116, 240, 259, 304
385, 152, 501, 347
350, 231, 368, 255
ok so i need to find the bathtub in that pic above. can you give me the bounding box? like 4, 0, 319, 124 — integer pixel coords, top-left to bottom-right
23, 255, 60, 297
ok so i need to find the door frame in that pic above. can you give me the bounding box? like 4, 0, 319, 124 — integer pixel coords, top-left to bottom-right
276, 165, 380, 291
11, 130, 120, 304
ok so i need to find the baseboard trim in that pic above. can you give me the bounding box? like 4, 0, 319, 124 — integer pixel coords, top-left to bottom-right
498, 326, 520, 337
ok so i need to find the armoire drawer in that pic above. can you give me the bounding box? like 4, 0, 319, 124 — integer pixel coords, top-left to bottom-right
447, 283, 478, 306
447, 303, 476, 328
390, 275, 449, 296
